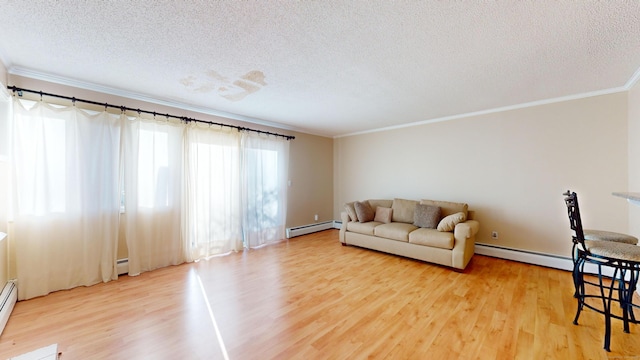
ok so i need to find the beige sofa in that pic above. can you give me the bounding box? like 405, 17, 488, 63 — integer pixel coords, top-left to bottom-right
340, 198, 479, 270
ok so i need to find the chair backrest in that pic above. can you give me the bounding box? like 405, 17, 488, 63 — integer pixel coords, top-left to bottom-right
563, 190, 586, 248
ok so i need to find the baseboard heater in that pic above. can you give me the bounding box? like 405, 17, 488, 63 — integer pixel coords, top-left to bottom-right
475, 243, 625, 279
117, 258, 129, 275
286, 221, 337, 238
0, 280, 17, 336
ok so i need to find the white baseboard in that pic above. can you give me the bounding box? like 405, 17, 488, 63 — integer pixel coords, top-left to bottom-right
475, 243, 573, 271
117, 258, 128, 275
0, 280, 17, 336
286, 221, 337, 238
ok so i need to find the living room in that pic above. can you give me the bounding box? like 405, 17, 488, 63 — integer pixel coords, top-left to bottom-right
1, 2, 640, 358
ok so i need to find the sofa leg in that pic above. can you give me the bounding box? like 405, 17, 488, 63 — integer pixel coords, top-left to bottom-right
341, 242, 347, 246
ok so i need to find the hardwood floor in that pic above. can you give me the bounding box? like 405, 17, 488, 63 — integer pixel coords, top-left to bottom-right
0, 229, 638, 359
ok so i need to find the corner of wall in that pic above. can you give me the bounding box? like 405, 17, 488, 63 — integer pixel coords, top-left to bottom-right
627, 80, 640, 236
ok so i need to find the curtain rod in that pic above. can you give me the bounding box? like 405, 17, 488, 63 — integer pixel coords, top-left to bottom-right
6, 85, 295, 141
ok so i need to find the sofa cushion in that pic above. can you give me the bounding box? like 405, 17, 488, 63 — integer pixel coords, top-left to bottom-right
437, 212, 466, 232
355, 201, 375, 222
374, 206, 393, 224
347, 221, 382, 235
344, 202, 358, 222
414, 204, 441, 228
368, 199, 393, 210
391, 198, 419, 223
374, 222, 418, 242
409, 228, 455, 249
420, 199, 468, 218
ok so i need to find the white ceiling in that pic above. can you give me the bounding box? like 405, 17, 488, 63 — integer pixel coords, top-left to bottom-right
1, 1, 639, 138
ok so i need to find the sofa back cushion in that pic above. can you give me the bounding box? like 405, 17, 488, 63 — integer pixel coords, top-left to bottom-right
368, 199, 393, 210
420, 199, 468, 219
391, 198, 419, 223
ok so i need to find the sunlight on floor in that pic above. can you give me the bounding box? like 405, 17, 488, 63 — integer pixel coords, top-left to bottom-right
195, 271, 230, 360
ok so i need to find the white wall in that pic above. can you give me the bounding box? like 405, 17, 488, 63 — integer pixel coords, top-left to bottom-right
334, 93, 629, 257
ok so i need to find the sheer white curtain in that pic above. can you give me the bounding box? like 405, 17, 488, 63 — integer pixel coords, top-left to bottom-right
11, 99, 121, 300
241, 133, 289, 248
185, 125, 243, 260
122, 117, 185, 276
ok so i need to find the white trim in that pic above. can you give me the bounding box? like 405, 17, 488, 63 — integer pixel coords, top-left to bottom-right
7, 66, 298, 133
336, 86, 628, 138
625, 65, 640, 89
475, 243, 574, 271
286, 221, 334, 238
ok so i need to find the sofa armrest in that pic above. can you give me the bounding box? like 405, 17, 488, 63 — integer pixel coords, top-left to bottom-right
454, 220, 480, 240
452, 220, 480, 270
340, 211, 349, 243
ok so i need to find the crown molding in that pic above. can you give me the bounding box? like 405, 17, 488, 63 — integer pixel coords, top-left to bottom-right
7, 66, 300, 133
335, 86, 628, 138
625, 66, 640, 90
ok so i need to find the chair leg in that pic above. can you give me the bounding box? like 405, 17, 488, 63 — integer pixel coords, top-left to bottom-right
600, 266, 619, 352
573, 257, 586, 325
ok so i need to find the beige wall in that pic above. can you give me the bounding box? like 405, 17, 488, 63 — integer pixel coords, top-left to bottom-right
286, 132, 334, 227
628, 81, 640, 236
334, 93, 629, 257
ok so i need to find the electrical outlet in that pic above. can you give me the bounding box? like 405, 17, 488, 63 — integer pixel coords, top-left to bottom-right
491, 231, 499, 239
314, 214, 318, 221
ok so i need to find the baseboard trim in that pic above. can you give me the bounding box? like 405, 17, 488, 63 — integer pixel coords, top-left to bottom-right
475, 243, 573, 271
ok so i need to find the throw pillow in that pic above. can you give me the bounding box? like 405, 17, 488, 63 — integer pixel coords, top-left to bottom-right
354, 201, 375, 223
437, 212, 466, 232
344, 202, 358, 222
413, 204, 441, 229
374, 206, 393, 224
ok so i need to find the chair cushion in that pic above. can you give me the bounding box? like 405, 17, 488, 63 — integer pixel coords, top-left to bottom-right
584, 240, 640, 262
584, 229, 638, 245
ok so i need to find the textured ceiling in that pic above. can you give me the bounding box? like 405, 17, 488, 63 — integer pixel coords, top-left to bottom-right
1, 1, 640, 137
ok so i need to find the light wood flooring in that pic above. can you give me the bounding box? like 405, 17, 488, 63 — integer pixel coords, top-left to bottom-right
0, 229, 639, 359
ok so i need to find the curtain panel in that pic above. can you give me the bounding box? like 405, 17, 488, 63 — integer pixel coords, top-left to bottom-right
9, 97, 291, 299
11, 100, 121, 300
122, 117, 186, 276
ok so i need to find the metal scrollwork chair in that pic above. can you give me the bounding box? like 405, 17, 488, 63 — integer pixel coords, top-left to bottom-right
563, 190, 640, 351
